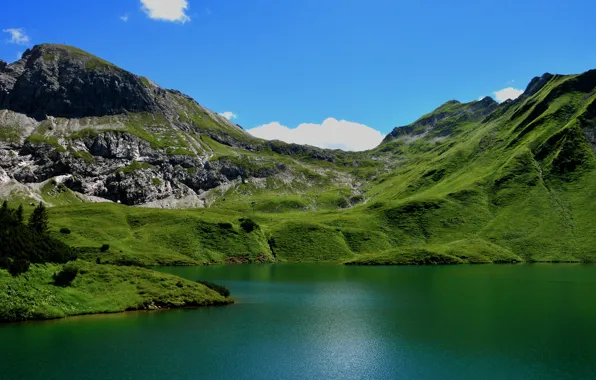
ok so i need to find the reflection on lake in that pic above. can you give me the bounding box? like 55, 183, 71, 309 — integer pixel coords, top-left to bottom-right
1, 264, 595, 380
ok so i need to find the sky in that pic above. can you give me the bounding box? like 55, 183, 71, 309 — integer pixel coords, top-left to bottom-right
1, 0, 595, 151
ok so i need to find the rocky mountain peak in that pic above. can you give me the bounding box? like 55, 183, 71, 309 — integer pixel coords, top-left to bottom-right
524, 73, 554, 98
0, 44, 162, 120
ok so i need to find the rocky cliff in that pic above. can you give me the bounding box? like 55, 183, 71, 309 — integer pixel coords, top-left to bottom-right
0, 44, 356, 207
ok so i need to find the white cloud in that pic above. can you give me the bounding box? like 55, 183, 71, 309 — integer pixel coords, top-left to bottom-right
120, 15, 129, 22
247, 118, 385, 152
16, 51, 22, 60
219, 111, 237, 120
3, 28, 30, 45
493, 87, 524, 103
140, 0, 190, 23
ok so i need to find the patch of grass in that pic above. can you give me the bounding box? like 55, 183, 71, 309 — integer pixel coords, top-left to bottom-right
139, 76, 152, 87
341, 229, 393, 254
268, 222, 355, 262
0, 262, 232, 323
41, 181, 83, 206
26, 135, 66, 152
166, 147, 195, 156
114, 161, 154, 175
253, 198, 309, 213
346, 246, 464, 266
71, 149, 95, 163
0, 125, 21, 144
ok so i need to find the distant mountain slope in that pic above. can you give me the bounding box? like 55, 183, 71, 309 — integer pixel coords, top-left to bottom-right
0, 44, 362, 207
2, 44, 596, 264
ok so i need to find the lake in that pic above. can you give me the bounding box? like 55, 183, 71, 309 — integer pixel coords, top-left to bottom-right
1, 264, 595, 379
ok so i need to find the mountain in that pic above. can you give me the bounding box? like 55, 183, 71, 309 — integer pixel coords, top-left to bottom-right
2, 44, 596, 265
0, 44, 354, 208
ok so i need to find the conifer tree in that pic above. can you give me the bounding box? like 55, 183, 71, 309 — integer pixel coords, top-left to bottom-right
28, 202, 49, 234
16, 204, 23, 224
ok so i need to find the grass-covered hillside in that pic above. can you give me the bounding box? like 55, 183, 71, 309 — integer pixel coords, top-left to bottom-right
2, 44, 596, 266
0, 202, 233, 323
0, 262, 232, 323
26, 69, 596, 266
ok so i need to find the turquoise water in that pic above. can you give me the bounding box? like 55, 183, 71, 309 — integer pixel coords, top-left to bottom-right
1, 264, 596, 379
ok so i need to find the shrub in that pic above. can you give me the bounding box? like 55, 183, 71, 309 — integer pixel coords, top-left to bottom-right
100, 244, 110, 252
53, 266, 79, 287
8, 259, 30, 277
197, 281, 231, 297
60, 228, 71, 234
96, 257, 101, 264
217, 222, 233, 230
239, 218, 259, 233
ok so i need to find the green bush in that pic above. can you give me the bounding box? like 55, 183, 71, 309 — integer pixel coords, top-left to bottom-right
100, 244, 110, 252
60, 228, 71, 234
53, 266, 79, 287
197, 281, 231, 297
239, 218, 259, 233
8, 259, 30, 277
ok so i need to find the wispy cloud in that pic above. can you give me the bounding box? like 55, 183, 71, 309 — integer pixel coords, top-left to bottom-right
493, 87, 524, 103
16, 51, 23, 60
219, 111, 238, 121
2, 28, 30, 45
140, 0, 190, 23
247, 118, 385, 152
120, 14, 129, 22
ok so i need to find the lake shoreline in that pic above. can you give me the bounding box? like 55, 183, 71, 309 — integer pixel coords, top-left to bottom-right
3, 260, 592, 325
0, 262, 234, 324
0, 300, 234, 326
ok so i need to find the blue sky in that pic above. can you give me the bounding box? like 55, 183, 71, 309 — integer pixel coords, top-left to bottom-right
1, 0, 595, 150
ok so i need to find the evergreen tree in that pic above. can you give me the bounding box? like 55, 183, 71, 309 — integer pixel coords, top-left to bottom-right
0, 201, 76, 276
16, 204, 23, 224
28, 202, 49, 234
0, 200, 12, 225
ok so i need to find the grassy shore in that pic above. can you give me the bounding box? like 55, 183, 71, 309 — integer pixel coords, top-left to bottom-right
0, 261, 232, 323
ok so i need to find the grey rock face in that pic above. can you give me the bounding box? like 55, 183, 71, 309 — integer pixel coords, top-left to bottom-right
0, 45, 161, 120
0, 44, 349, 207
524, 73, 554, 98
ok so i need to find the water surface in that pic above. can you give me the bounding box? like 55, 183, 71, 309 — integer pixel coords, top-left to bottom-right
1, 264, 595, 379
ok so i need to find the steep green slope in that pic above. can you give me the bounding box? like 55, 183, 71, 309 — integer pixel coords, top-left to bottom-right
3, 44, 596, 265
39, 69, 596, 265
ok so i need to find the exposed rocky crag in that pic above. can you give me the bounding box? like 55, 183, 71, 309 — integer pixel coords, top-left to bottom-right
0, 44, 354, 206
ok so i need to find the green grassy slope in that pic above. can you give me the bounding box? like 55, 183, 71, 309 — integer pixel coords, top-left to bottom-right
11, 69, 596, 266
0, 262, 232, 323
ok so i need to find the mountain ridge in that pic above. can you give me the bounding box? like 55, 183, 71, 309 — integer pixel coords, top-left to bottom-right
0, 44, 361, 207
2, 44, 596, 265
